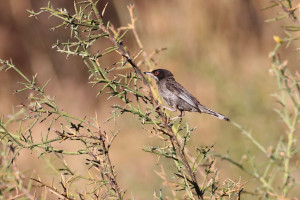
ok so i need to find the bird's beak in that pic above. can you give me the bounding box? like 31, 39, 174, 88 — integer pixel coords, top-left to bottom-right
143, 71, 153, 75
144, 71, 154, 78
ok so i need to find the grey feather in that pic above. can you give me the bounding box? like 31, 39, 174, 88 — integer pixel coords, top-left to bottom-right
166, 80, 199, 109
144, 69, 230, 121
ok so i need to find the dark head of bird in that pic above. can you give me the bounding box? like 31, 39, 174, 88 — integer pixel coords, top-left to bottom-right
144, 69, 174, 82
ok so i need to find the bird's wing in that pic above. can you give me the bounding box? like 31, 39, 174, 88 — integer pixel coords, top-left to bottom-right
166, 80, 200, 108
165, 79, 230, 121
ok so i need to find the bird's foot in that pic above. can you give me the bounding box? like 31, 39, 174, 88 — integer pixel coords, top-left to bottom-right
168, 116, 182, 126
154, 104, 163, 111
154, 104, 160, 111
179, 117, 183, 124
170, 111, 185, 121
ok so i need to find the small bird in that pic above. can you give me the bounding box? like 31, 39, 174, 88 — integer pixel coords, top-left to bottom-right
144, 69, 229, 121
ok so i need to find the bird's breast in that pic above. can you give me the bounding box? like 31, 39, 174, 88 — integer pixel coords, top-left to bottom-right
158, 80, 178, 107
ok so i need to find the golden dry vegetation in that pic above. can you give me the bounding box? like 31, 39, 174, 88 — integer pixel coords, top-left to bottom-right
0, 0, 299, 199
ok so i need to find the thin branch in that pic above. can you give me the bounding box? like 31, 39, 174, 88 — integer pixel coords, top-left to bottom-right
274, 0, 300, 26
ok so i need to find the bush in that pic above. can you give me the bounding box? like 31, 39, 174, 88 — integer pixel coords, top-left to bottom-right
0, 1, 299, 199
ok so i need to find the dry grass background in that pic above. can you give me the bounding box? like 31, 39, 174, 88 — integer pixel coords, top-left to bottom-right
0, 0, 299, 199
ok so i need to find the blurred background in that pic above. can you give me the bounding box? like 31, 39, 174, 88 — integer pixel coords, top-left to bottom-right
0, 0, 299, 199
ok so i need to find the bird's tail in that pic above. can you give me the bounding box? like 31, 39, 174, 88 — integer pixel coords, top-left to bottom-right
198, 105, 230, 121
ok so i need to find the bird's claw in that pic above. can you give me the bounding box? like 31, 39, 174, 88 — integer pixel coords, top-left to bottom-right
170, 111, 184, 121
179, 117, 183, 123
154, 104, 161, 111
168, 116, 183, 126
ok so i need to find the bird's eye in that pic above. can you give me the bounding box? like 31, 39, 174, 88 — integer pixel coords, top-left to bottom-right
154, 71, 159, 76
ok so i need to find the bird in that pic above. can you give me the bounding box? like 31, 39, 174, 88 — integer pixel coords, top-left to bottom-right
144, 69, 229, 121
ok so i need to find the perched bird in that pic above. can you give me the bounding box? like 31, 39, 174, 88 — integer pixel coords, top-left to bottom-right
144, 69, 229, 121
